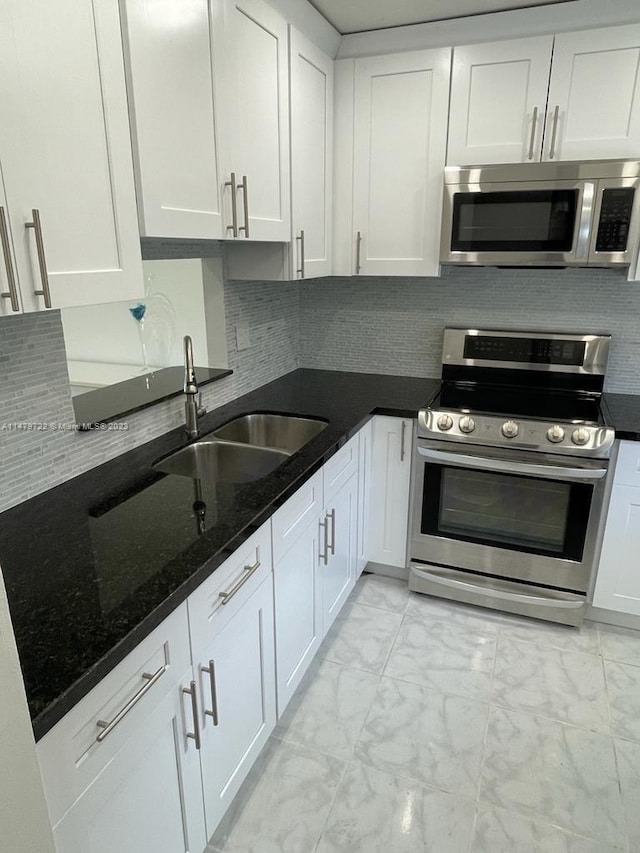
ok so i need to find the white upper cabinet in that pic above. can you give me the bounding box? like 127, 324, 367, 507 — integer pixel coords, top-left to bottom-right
220, 0, 291, 241
544, 25, 640, 162
448, 25, 640, 166
120, 0, 224, 239
349, 49, 451, 277
0, 0, 143, 311
121, 0, 290, 243
447, 37, 554, 165
0, 173, 22, 317
289, 27, 333, 278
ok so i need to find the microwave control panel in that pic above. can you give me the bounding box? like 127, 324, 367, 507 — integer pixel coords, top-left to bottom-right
595, 188, 635, 252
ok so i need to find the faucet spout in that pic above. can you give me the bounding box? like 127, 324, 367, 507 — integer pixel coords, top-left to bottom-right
183, 335, 202, 439
184, 335, 198, 396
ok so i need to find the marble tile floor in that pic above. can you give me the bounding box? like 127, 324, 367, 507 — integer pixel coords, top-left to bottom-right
208, 573, 640, 853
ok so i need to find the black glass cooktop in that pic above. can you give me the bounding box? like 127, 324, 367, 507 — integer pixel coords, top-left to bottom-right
432, 382, 607, 425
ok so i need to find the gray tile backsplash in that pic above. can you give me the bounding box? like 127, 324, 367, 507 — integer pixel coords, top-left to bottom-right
299, 266, 640, 390
1, 264, 640, 512
0, 279, 299, 513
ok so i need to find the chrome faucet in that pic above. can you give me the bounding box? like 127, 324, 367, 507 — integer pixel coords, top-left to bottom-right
183, 335, 205, 439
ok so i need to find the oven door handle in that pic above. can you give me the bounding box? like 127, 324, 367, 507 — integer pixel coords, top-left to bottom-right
417, 445, 607, 482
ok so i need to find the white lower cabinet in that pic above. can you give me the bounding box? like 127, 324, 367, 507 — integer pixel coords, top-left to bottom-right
368, 416, 412, 569
272, 436, 360, 716
36, 604, 206, 853
356, 419, 373, 576
271, 471, 324, 714
38, 427, 374, 851
195, 574, 276, 836
52, 667, 207, 853
320, 472, 357, 635
593, 441, 640, 616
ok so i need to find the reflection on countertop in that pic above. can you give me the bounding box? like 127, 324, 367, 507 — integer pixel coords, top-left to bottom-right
0, 368, 440, 740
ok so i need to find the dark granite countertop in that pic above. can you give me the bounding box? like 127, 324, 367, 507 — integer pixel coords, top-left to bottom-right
73, 365, 232, 427
603, 392, 640, 441
0, 369, 440, 741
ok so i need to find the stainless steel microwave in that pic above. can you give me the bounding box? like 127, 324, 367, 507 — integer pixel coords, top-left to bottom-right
440, 159, 640, 267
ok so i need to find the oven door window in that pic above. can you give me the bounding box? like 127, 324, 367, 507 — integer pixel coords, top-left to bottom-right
451, 189, 578, 252
421, 464, 592, 560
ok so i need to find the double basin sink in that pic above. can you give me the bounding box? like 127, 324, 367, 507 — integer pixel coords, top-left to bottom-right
153, 413, 328, 483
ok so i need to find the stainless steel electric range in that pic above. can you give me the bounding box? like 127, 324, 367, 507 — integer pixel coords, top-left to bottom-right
409, 328, 615, 626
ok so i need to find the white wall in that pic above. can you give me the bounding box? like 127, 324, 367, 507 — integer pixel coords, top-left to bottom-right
337, 0, 640, 57
0, 568, 56, 852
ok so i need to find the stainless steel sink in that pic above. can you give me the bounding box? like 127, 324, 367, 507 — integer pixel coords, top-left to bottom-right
153, 439, 290, 482
211, 413, 328, 454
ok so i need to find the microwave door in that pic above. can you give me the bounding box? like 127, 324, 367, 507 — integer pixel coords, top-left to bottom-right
441, 179, 587, 265
588, 178, 640, 266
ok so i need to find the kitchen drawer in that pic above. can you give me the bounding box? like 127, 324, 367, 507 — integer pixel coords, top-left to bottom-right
188, 523, 272, 655
271, 469, 323, 563
36, 603, 191, 828
613, 440, 640, 487
323, 433, 359, 505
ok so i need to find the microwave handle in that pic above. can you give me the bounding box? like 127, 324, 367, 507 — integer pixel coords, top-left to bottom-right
576, 182, 595, 260
417, 445, 607, 482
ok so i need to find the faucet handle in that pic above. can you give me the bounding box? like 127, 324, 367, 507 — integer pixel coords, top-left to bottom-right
196, 392, 207, 418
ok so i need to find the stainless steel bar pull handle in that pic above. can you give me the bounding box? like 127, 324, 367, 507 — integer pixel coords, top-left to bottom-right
0, 207, 19, 312
238, 175, 250, 238
219, 553, 261, 605
319, 516, 329, 565
328, 508, 336, 556
183, 680, 201, 750
25, 209, 51, 308
296, 230, 305, 278
355, 231, 362, 274
549, 105, 560, 159
417, 445, 607, 481
225, 172, 239, 237
201, 659, 219, 726
95, 664, 167, 742
528, 106, 538, 160
400, 420, 407, 462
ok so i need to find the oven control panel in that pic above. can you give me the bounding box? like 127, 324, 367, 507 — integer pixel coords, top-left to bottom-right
418, 409, 615, 458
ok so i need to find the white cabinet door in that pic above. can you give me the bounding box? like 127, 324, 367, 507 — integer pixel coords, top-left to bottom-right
544, 25, 640, 162
0, 0, 143, 310
369, 416, 412, 569
273, 514, 323, 714
593, 485, 640, 616
197, 574, 276, 837
290, 27, 333, 279
221, 0, 290, 241
357, 419, 373, 576
321, 472, 357, 635
52, 669, 206, 853
352, 49, 451, 276
0, 173, 22, 316
120, 0, 224, 239
447, 37, 553, 165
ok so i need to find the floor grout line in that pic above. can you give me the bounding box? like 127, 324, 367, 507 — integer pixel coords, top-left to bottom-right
215, 575, 640, 852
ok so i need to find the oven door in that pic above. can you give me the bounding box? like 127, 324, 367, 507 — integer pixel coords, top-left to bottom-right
411, 439, 608, 593
440, 179, 593, 266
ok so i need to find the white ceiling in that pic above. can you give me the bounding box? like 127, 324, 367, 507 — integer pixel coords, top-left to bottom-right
308, 0, 576, 34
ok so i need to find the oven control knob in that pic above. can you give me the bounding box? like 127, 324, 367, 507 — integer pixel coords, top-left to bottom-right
501, 420, 519, 438
547, 425, 565, 443
571, 427, 591, 446
436, 414, 454, 431
459, 416, 476, 434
